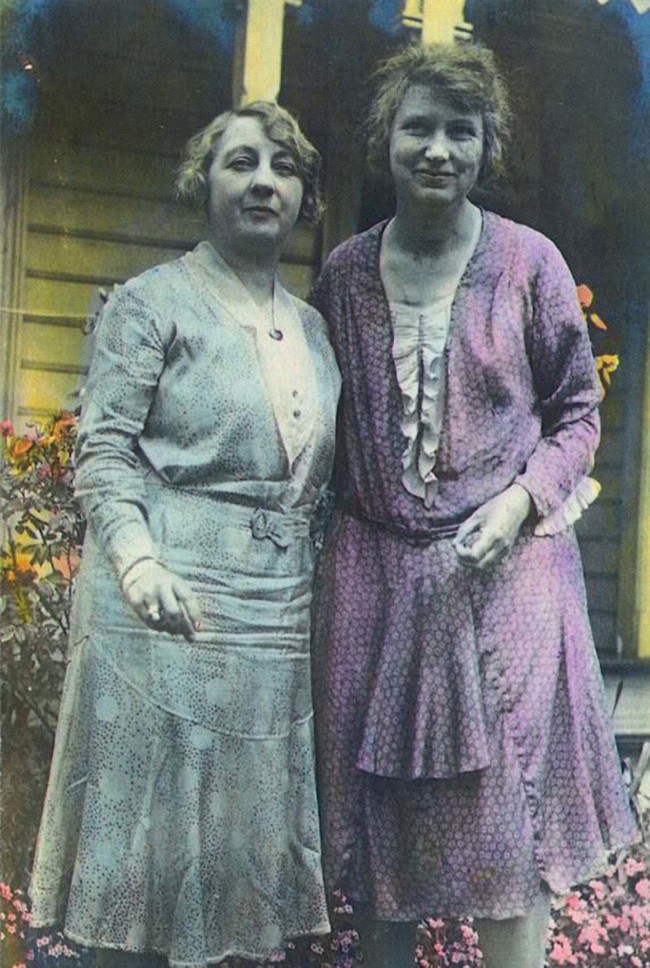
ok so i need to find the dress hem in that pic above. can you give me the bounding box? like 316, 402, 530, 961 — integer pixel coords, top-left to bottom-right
34, 919, 332, 967
331, 831, 640, 923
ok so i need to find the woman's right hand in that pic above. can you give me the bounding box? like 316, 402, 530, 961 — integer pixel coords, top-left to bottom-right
121, 559, 202, 640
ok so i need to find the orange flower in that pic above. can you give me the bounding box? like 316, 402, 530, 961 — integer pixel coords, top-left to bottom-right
1, 552, 36, 584
576, 284, 594, 308
51, 412, 77, 439
51, 550, 81, 580
11, 439, 33, 458
589, 312, 608, 332
13, 554, 34, 573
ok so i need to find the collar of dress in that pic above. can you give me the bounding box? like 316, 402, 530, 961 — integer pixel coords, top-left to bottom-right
356, 208, 497, 298
183, 239, 298, 335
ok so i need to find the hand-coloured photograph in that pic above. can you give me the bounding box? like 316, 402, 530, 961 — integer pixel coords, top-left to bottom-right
1, 2, 649, 966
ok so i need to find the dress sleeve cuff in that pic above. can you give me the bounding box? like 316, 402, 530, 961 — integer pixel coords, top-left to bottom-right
109, 526, 158, 582
532, 476, 601, 537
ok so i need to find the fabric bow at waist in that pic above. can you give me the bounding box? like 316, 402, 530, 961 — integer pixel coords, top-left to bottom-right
142, 476, 314, 551
250, 507, 310, 548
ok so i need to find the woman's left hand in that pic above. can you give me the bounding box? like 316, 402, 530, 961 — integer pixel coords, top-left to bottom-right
452, 484, 533, 570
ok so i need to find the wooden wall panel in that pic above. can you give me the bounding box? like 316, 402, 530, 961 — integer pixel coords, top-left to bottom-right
25, 235, 185, 285
29, 142, 179, 200
29, 187, 204, 246
24, 279, 104, 317
20, 322, 84, 368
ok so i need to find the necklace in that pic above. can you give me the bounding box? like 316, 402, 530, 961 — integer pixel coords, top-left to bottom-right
268, 279, 283, 340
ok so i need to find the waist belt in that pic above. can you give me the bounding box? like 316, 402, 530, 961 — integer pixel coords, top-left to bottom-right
341, 504, 464, 545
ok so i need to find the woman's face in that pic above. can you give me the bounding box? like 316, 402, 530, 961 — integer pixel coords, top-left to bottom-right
389, 85, 484, 210
206, 115, 304, 256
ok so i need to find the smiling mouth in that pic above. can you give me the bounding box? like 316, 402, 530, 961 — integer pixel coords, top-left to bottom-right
415, 170, 455, 180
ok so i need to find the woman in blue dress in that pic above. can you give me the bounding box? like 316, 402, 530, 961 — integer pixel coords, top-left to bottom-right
29, 101, 340, 968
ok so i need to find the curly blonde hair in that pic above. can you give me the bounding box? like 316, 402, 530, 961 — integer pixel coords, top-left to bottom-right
175, 101, 324, 226
367, 43, 512, 183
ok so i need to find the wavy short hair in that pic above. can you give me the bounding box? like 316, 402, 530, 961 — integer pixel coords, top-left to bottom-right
367, 43, 512, 183
176, 101, 324, 226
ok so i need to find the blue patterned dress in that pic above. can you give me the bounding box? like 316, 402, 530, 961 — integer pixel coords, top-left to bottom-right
29, 242, 341, 966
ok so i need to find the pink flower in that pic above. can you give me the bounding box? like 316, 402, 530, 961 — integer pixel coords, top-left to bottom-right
550, 936, 574, 965
564, 893, 582, 910
426, 917, 445, 930
460, 924, 477, 943
631, 959, 643, 968
634, 877, 650, 899
578, 922, 606, 946
630, 903, 650, 926
587, 879, 607, 900
568, 907, 588, 925
624, 857, 646, 877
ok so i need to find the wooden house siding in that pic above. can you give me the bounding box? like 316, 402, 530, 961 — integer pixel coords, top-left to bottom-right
13, 0, 318, 421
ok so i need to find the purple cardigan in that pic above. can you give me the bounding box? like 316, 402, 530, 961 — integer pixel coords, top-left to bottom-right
311, 211, 602, 533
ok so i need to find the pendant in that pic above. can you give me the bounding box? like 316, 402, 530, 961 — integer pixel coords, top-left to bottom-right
269, 327, 284, 341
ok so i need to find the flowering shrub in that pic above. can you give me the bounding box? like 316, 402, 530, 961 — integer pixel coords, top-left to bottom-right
546, 832, 650, 967
1, 413, 84, 886
416, 916, 483, 966
0, 883, 86, 967
577, 283, 620, 392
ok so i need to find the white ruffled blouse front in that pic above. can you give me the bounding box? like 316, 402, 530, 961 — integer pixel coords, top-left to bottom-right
390, 293, 455, 509
389, 292, 601, 531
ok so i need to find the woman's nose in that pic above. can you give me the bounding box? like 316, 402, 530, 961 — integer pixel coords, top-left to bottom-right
249, 162, 275, 194
423, 132, 451, 160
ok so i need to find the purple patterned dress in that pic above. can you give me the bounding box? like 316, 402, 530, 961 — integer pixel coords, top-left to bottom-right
310, 212, 638, 921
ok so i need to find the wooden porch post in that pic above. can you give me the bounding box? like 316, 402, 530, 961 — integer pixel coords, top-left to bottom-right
232, 0, 302, 106
0, 136, 27, 423
632, 315, 650, 658
402, 0, 471, 44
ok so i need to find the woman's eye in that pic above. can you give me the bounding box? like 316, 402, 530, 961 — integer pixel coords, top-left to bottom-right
229, 156, 254, 170
449, 126, 477, 140
403, 122, 427, 135
274, 160, 298, 176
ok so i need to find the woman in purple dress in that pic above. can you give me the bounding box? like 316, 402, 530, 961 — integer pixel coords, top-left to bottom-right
310, 43, 638, 968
